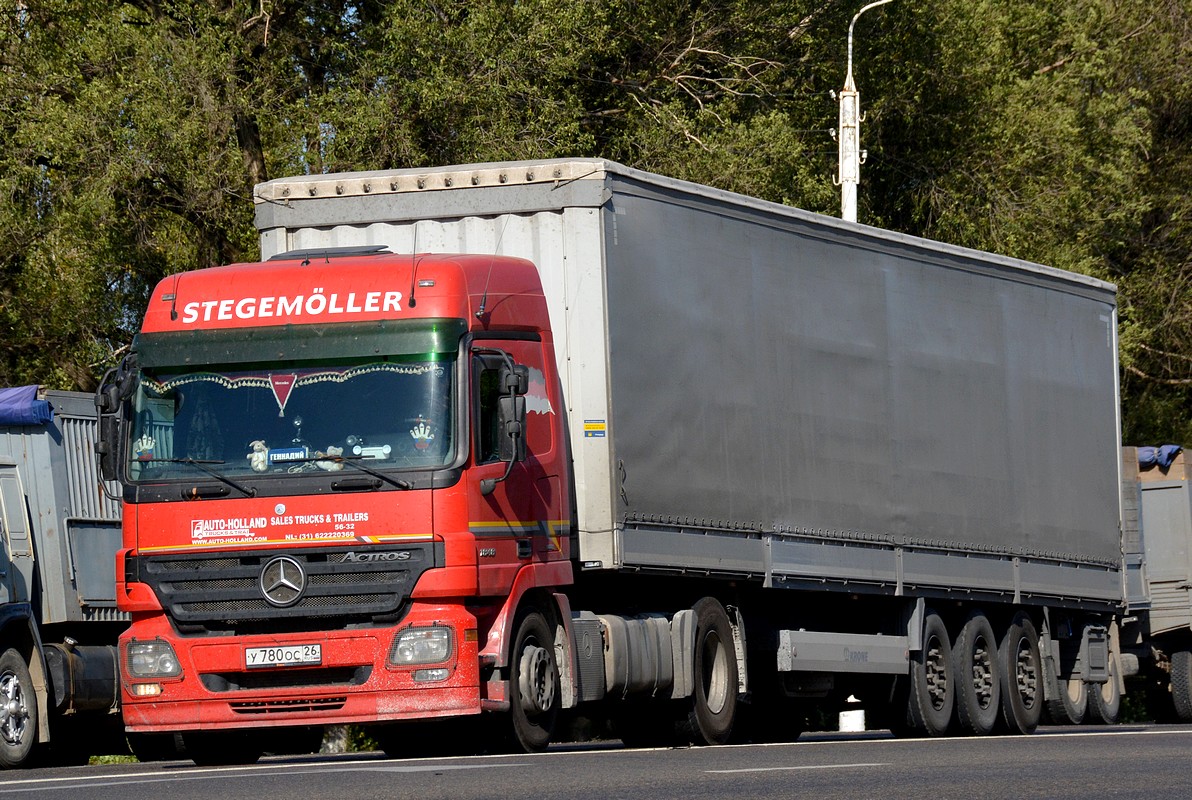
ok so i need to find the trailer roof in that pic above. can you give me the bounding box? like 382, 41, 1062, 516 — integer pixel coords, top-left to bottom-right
254, 158, 1116, 300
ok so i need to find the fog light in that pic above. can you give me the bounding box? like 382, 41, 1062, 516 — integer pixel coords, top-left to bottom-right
413, 668, 451, 682
390, 626, 452, 665
131, 683, 163, 697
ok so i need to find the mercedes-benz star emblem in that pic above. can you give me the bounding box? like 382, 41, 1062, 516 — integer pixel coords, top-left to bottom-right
260, 556, 306, 607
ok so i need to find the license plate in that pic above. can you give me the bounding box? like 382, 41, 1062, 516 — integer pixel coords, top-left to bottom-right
245, 643, 322, 669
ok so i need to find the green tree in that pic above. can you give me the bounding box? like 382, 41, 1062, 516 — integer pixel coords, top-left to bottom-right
0, 0, 1189, 447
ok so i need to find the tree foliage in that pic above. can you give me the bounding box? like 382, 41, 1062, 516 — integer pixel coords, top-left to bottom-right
1, 0, 1189, 440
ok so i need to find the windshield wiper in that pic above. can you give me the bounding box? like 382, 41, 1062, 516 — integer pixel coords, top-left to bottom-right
335, 456, 413, 490
288, 456, 412, 490
143, 458, 257, 498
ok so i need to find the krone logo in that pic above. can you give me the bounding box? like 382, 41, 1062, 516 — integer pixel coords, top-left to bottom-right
260, 556, 306, 607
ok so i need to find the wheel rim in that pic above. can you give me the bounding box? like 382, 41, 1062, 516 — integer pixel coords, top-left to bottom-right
972, 635, 995, 709
701, 631, 730, 716
518, 644, 556, 715
0, 670, 30, 747
1014, 636, 1039, 710
924, 635, 949, 711
1065, 676, 1083, 704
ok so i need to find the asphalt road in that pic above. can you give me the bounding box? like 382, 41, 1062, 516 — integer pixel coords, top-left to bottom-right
4, 726, 1190, 800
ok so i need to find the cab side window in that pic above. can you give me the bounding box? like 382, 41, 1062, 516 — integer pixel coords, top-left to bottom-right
475, 362, 502, 465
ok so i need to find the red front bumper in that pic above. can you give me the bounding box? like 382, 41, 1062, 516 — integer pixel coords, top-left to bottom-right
119, 601, 480, 733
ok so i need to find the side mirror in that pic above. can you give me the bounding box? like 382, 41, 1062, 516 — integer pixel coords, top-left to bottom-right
496, 395, 527, 463
500, 364, 529, 395
480, 376, 529, 497
96, 415, 119, 482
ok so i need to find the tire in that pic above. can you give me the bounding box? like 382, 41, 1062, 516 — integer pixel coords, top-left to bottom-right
181, 731, 263, 766
1045, 668, 1088, 725
0, 648, 38, 769
681, 597, 740, 745
905, 610, 954, 737
998, 613, 1043, 735
1087, 655, 1121, 725
952, 611, 1001, 736
1171, 650, 1192, 722
506, 610, 560, 752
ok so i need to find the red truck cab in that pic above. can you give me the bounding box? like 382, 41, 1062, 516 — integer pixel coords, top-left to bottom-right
100, 246, 572, 760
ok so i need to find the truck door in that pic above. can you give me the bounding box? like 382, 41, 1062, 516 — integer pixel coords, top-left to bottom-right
471, 340, 565, 595
0, 463, 32, 604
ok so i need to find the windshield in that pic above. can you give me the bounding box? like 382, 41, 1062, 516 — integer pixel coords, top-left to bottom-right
126, 357, 454, 482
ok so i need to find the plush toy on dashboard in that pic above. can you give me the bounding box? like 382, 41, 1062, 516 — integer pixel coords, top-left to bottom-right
315, 444, 345, 471
133, 434, 155, 461
248, 440, 269, 472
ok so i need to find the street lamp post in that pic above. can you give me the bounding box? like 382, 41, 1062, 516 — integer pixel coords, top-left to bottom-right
836, 0, 893, 223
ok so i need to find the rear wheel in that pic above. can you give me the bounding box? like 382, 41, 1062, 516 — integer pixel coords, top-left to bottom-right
506, 610, 559, 752
1086, 654, 1121, 725
904, 610, 954, 737
998, 613, 1043, 734
1045, 672, 1088, 725
953, 611, 1001, 735
1171, 650, 1192, 722
0, 648, 38, 769
681, 597, 740, 745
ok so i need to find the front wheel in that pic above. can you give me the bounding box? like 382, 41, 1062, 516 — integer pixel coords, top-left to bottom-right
507, 610, 560, 752
0, 648, 38, 769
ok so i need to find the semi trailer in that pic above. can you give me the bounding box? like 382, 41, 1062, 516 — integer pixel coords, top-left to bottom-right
97, 159, 1125, 762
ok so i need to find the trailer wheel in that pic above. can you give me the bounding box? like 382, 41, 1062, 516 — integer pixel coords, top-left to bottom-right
1044, 672, 1087, 725
682, 597, 739, 745
953, 611, 1001, 735
998, 613, 1042, 735
0, 648, 38, 769
181, 731, 263, 766
905, 610, 954, 737
1087, 654, 1120, 725
507, 610, 559, 752
1170, 650, 1192, 722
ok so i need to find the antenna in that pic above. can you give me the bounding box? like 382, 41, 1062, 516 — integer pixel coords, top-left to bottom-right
169, 272, 181, 320
476, 215, 513, 320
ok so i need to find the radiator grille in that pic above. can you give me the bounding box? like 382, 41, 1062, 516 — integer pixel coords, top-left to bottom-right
130, 544, 439, 634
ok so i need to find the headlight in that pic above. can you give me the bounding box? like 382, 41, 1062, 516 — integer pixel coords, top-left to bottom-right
390, 627, 452, 666
125, 639, 182, 678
